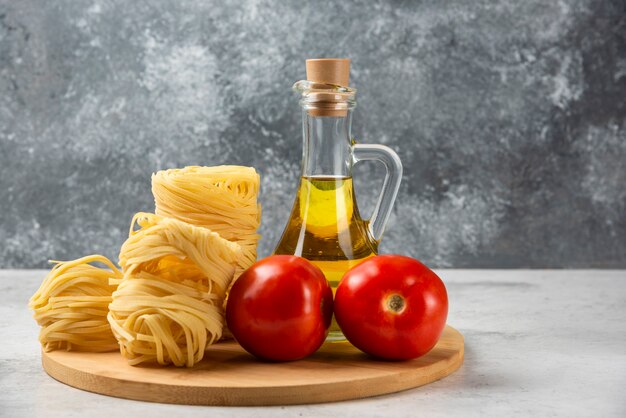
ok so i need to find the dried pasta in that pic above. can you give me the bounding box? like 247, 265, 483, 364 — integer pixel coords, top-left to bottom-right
29, 164, 260, 366
29, 255, 122, 352
151, 165, 261, 277
108, 212, 241, 367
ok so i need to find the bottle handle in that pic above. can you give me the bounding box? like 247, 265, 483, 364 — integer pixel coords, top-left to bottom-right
352, 144, 403, 242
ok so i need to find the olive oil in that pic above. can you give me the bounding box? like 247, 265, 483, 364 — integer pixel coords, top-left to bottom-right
275, 59, 403, 341
274, 176, 378, 339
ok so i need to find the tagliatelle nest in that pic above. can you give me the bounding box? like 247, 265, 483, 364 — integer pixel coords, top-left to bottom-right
29, 255, 122, 352
151, 165, 261, 278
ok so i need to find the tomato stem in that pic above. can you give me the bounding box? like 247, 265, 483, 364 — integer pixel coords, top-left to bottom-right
386, 294, 405, 314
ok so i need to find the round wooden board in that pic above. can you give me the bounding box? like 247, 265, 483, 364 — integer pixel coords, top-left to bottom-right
42, 325, 464, 406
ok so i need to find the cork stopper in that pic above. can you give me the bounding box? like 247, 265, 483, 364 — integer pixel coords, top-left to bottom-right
306, 58, 351, 86
304, 59, 352, 117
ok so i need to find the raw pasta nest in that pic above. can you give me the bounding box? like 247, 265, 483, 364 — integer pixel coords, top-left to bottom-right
29, 255, 122, 352
108, 212, 241, 367
151, 165, 261, 277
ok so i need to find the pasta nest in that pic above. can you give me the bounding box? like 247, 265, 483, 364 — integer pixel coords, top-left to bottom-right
108, 213, 241, 367
29, 255, 122, 352
151, 165, 261, 277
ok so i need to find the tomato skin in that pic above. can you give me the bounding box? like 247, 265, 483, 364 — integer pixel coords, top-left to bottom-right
334, 255, 448, 360
226, 255, 333, 361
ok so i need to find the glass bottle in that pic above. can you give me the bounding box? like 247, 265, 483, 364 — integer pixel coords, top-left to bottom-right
274, 59, 402, 340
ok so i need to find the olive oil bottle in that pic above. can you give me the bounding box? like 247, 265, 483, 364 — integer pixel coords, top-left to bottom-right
274, 59, 402, 341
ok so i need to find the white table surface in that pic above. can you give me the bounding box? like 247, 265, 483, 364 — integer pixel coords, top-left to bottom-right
1, 269, 625, 417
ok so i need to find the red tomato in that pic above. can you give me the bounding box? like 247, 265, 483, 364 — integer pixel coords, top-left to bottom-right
334, 255, 448, 360
226, 255, 333, 361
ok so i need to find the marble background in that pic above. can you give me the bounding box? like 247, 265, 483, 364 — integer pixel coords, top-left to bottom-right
0, 0, 624, 268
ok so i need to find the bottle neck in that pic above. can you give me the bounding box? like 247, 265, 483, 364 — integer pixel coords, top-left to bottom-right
301, 110, 353, 178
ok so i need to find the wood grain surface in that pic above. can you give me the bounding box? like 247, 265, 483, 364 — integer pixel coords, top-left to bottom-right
41, 325, 464, 406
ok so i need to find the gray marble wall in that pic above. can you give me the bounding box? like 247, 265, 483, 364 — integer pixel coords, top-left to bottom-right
1, 0, 625, 268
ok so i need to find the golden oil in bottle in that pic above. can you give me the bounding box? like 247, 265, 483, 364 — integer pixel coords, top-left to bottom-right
274, 176, 378, 339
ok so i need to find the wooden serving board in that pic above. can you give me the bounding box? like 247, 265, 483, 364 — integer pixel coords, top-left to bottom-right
42, 325, 464, 406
